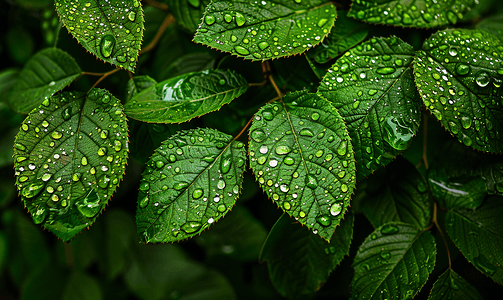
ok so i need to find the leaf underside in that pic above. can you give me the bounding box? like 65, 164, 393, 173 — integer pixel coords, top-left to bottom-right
427, 268, 483, 300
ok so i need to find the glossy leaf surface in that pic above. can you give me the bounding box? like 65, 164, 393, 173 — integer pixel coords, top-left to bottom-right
13, 89, 129, 241
446, 197, 503, 285
351, 222, 436, 300
348, 0, 476, 28
318, 36, 421, 180
260, 211, 353, 299
193, 0, 337, 61
168, 0, 211, 32
9, 48, 81, 114
136, 128, 247, 243
427, 268, 482, 300
248, 91, 356, 241
414, 29, 503, 153
54, 0, 144, 72
124, 69, 248, 123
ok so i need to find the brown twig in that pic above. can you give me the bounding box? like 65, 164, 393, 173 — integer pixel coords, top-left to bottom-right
139, 14, 175, 55
433, 203, 451, 268
144, 0, 169, 11
88, 68, 121, 92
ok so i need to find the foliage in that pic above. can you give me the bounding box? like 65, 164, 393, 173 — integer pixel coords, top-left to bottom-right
1, 0, 503, 299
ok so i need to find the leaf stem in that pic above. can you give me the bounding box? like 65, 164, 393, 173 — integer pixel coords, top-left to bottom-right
53, 21, 63, 48
233, 95, 281, 141
144, 0, 169, 11
269, 74, 283, 100
421, 109, 429, 169
139, 14, 175, 55
433, 202, 451, 268
88, 68, 121, 92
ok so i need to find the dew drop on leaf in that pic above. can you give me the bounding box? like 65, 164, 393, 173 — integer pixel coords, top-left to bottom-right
380, 223, 399, 235
99, 35, 116, 58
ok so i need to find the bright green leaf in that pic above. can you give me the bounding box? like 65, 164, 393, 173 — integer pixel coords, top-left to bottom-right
446, 196, 503, 285
136, 128, 247, 243
193, 0, 337, 61
351, 222, 436, 300
54, 0, 144, 72
428, 268, 483, 300
348, 0, 476, 28
13, 89, 129, 241
260, 211, 353, 299
318, 36, 421, 180
248, 91, 356, 242
124, 69, 248, 123
167, 0, 211, 32
414, 29, 503, 153
8, 48, 81, 114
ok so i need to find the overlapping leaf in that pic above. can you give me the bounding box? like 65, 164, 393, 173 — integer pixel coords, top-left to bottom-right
9, 48, 81, 114
193, 0, 337, 61
348, 0, 476, 28
428, 268, 483, 300
167, 0, 211, 32
446, 197, 503, 285
136, 128, 247, 243
414, 29, 503, 153
260, 211, 353, 299
13, 89, 129, 241
351, 222, 436, 300
124, 69, 247, 123
54, 0, 144, 72
248, 91, 356, 241
318, 36, 421, 180
125, 75, 157, 103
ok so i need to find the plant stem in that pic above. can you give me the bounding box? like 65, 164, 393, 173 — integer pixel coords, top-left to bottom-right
269, 74, 283, 99
139, 14, 175, 55
433, 202, 451, 269
144, 0, 169, 11
53, 21, 63, 48
421, 109, 429, 170
88, 68, 121, 92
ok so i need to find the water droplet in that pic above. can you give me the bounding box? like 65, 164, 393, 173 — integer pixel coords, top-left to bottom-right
475, 71, 491, 87
381, 224, 399, 235
41, 173, 52, 181
305, 174, 317, 189
98, 174, 110, 189
460, 116, 472, 129
98, 147, 107, 156
383, 116, 415, 151
139, 182, 150, 191
402, 13, 412, 25
258, 41, 269, 50
283, 201, 291, 210
139, 194, 149, 208
100, 34, 115, 58
317, 18, 328, 27
284, 156, 295, 165
128, 11, 136, 21
299, 128, 314, 136
316, 215, 332, 227
192, 189, 203, 199
311, 112, 320, 121
337, 141, 347, 156
275, 145, 291, 155
455, 63, 470, 76
114, 140, 122, 152
174, 182, 189, 191
14, 143, 26, 151
235, 12, 246, 26
51, 131, 63, 139
181, 221, 202, 234
217, 179, 226, 189
204, 14, 215, 25
376, 67, 396, 75
21, 183, 44, 198
251, 129, 266, 142
72, 173, 81, 182
330, 202, 343, 216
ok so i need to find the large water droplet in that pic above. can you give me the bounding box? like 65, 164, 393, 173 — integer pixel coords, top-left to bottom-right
128, 11, 136, 22
51, 131, 63, 139
455, 63, 470, 76
77, 190, 101, 218
192, 189, 203, 199
21, 183, 45, 198
181, 221, 202, 234
299, 128, 314, 136
62, 107, 72, 120
174, 181, 189, 191
460, 116, 472, 129
100, 35, 116, 58
305, 174, 317, 189
330, 202, 343, 216
98, 174, 110, 189
258, 41, 269, 50
337, 141, 347, 156
251, 129, 266, 142
275, 145, 291, 155
139, 193, 149, 208
235, 12, 246, 26
381, 224, 399, 235
220, 155, 232, 174
383, 116, 415, 151
475, 71, 491, 87
204, 14, 216, 25
316, 215, 332, 227
376, 67, 396, 75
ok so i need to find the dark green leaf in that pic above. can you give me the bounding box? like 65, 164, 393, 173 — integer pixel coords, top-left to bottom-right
193, 0, 337, 61
21, 265, 67, 300
248, 91, 356, 241
61, 270, 103, 300
351, 222, 436, 300
13, 89, 129, 241
0, 68, 19, 104
54, 0, 144, 72
414, 29, 503, 153
164, 52, 216, 79
9, 48, 81, 114
446, 196, 503, 285
124, 69, 248, 123
136, 128, 247, 243
318, 36, 421, 180
260, 211, 353, 299
477, 14, 503, 40
428, 268, 483, 300
125, 75, 157, 103
348, 0, 476, 28
167, 0, 211, 32
361, 157, 432, 229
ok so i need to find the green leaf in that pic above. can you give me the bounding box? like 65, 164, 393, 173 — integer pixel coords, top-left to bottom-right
0, 68, 19, 104
136, 128, 247, 243
124, 69, 248, 123
306, 11, 369, 64
414, 29, 503, 153
260, 211, 353, 299
477, 14, 503, 40
351, 222, 436, 300
248, 91, 356, 241
54, 0, 144, 72
193, 0, 337, 61
318, 36, 421, 180
61, 270, 103, 300
8, 48, 81, 114
13, 89, 129, 241
167, 0, 211, 32
446, 196, 503, 285
361, 157, 432, 229
125, 75, 157, 103
428, 268, 483, 300
348, 0, 476, 28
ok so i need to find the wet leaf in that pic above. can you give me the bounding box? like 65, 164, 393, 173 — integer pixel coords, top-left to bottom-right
318, 36, 421, 180
193, 0, 337, 61
427, 268, 483, 300
414, 29, 503, 153
136, 128, 247, 243
446, 196, 503, 285
167, 0, 211, 32
260, 211, 353, 299
125, 75, 157, 103
348, 0, 476, 28
9, 48, 81, 114
54, 0, 144, 72
248, 91, 356, 242
351, 222, 436, 300
13, 89, 129, 241
124, 69, 248, 123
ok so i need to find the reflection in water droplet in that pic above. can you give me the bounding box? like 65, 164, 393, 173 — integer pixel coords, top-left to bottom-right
305, 174, 317, 189
235, 12, 246, 26
475, 71, 491, 87
376, 67, 396, 75
383, 116, 415, 151
330, 202, 343, 216
316, 215, 331, 227
192, 189, 203, 199
251, 129, 266, 142
181, 221, 202, 234
455, 63, 470, 76
204, 14, 216, 25
100, 35, 115, 58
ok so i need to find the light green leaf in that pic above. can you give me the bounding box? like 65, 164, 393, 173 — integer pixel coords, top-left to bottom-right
136, 128, 247, 243
348, 0, 476, 28
167, 0, 211, 32
446, 196, 503, 285
260, 211, 353, 299
351, 222, 436, 300
428, 268, 483, 300
248, 91, 356, 241
193, 0, 337, 61
13, 89, 129, 241
8, 48, 81, 114
318, 36, 421, 180
414, 29, 503, 153
124, 69, 248, 123
54, 0, 144, 72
